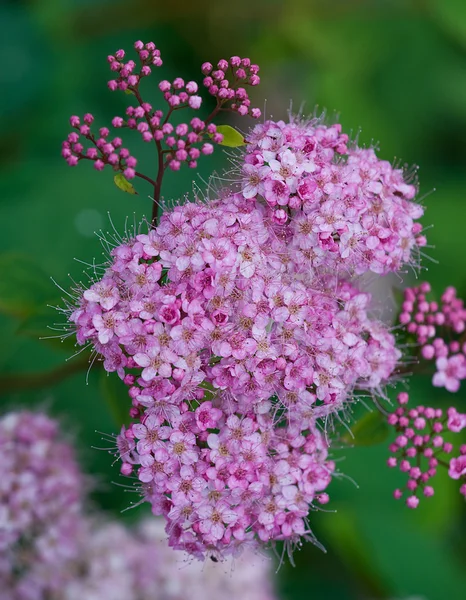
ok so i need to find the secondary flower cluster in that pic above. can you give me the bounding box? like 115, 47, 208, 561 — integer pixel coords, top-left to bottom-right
240, 118, 425, 275
387, 393, 466, 508
399, 283, 466, 392
0, 410, 277, 600
62, 41, 261, 183
63, 519, 275, 600
0, 411, 84, 599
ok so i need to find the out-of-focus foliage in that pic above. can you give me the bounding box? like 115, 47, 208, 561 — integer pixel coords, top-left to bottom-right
1, 1, 466, 599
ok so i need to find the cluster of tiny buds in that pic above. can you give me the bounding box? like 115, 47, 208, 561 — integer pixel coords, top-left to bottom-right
399, 283, 466, 392
63, 42, 263, 183
201, 57, 261, 118
107, 41, 163, 92
387, 392, 466, 508
112, 104, 222, 172
62, 113, 138, 179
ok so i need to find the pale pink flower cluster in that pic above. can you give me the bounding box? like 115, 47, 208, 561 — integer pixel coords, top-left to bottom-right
240, 118, 425, 275
387, 393, 466, 508
0, 411, 84, 600
0, 411, 276, 600
64, 518, 275, 600
70, 184, 401, 559
399, 283, 466, 392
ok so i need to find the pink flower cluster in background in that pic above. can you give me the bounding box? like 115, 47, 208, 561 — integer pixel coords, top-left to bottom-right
0, 411, 277, 600
0, 411, 84, 598
399, 283, 466, 392
387, 393, 466, 507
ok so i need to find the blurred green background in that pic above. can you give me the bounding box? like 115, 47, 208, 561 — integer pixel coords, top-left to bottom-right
1, 0, 466, 598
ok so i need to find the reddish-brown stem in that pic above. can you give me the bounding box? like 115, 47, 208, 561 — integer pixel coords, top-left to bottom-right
134, 171, 156, 187
152, 139, 166, 226
131, 86, 170, 227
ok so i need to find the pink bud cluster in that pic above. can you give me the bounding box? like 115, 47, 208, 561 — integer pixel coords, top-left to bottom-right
107, 41, 163, 92
399, 283, 466, 392
0, 411, 84, 598
69, 187, 401, 559
62, 114, 138, 179
201, 57, 261, 118
387, 393, 466, 508
63, 42, 262, 183
113, 102, 223, 172
240, 118, 425, 275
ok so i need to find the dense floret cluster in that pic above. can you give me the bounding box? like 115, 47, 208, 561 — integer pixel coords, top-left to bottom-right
240, 119, 425, 275
70, 185, 402, 558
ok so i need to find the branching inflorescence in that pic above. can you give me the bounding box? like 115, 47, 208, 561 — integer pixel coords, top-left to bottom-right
62, 41, 261, 225
60, 40, 466, 564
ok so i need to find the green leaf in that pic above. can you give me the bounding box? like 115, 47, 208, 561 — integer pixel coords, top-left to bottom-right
114, 173, 137, 195
215, 125, 246, 147
0, 253, 53, 318
342, 409, 389, 447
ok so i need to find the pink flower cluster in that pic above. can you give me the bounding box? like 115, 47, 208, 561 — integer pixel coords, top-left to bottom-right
387, 393, 466, 508
399, 283, 466, 392
0, 410, 277, 600
107, 41, 163, 92
62, 42, 261, 182
0, 411, 84, 599
70, 188, 401, 559
240, 118, 425, 275
63, 114, 138, 178
201, 57, 261, 118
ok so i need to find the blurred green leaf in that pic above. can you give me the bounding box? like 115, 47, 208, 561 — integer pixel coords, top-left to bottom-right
427, 0, 466, 47
215, 125, 246, 147
342, 410, 389, 447
99, 370, 130, 428
320, 509, 391, 598
0, 253, 53, 318
114, 173, 138, 194
16, 300, 77, 353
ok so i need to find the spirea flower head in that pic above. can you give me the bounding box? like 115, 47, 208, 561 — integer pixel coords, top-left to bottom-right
69, 190, 401, 559
239, 117, 425, 275
0, 411, 84, 600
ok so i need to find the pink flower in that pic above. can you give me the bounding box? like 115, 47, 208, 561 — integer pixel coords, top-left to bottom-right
449, 456, 466, 480
433, 355, 466, 393
83, 279, 119, 310
195, 402, 222, 431
198, 502, 238, 540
